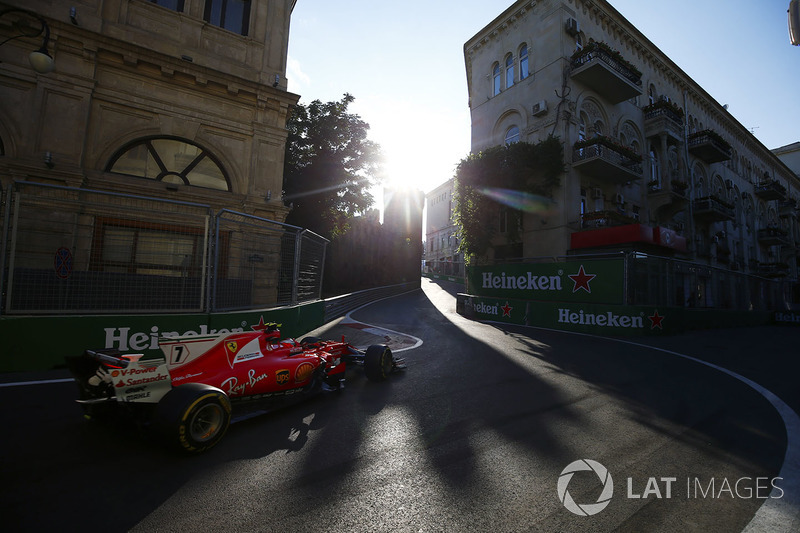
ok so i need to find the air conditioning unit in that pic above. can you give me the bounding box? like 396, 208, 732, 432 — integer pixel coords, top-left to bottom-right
565, 18, 580, 36
532, 100, 548, 117
592, 187, 603, 199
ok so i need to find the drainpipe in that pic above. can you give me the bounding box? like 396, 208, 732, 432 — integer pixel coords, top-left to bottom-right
683, 90, 696, 261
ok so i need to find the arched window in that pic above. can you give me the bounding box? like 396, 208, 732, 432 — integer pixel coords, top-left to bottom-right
575, 34, 583, 53
648, 85, 657, 105
107, 137, 230, 191
519, 44, 529, 80
504, 126, 520, 145
578, 113, 588, 142
505, 54, 515, 88
492, 63, 501, 96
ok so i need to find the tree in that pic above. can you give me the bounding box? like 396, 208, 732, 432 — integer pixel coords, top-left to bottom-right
283, 94, 383, 238
453, 136, 563, 262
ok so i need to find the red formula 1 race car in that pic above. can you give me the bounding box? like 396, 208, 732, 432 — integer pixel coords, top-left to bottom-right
66, 324, 404, 453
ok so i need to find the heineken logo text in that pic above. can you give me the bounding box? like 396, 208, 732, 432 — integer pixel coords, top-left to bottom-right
558, 308, 644, 328
482, 272, 562, 291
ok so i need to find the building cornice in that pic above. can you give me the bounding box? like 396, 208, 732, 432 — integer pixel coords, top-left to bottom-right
569, 0, 798, 185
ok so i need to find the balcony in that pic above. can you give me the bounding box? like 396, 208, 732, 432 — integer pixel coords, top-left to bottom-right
758, 227, 791, 246
756, 262, 790, 278
779, 198, 797, 217
643, 101, 684, 142
573, 137, 643, 184
648, 176, 689, 218
581, 210, 638, 229
693, 195, 734, 222
570, 42, 643, 104
755, 180, 787, 201
688, 130, 732, 163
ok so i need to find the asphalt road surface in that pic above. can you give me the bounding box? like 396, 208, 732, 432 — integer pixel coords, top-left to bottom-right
2, 278, 798, 532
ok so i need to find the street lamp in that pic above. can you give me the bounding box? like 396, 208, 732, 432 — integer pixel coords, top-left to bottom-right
791, 0, 800, 46
0, 8, 54, 73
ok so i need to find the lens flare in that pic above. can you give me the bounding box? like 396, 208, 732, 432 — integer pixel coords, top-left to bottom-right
478, 187, 558, 214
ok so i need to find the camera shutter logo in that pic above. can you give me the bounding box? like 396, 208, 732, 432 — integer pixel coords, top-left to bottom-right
557, 459, 614, 516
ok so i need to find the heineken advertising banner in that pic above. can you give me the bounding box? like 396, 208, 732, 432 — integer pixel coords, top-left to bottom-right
459, 295, 671, 336
0, 302, 325, 372
467, 260, 624, 304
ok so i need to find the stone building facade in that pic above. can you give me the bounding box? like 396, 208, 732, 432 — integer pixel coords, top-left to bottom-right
464, 0, 799, 284
424, 178, 462, 276
1, 0, 298, 220
0, 0, 307, 313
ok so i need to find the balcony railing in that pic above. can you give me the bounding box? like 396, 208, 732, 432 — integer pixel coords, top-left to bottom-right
688, 130, 732, 163
779, 198, 797, 217
757, 227, 791, 246
755, 180, 788, 201
573, 138, 643, 184
756, 262, 790, 278
643, 101, 684, 141
570, 42, 643, 104
581, 210, 638, 228
693, 195, 734, 222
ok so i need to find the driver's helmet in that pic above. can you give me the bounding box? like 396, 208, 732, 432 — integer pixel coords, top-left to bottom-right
264, 323, 281, 341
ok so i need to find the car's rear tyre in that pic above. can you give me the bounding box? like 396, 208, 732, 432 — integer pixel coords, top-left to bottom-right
155, 383, 231, 454
364, 345, 393, 382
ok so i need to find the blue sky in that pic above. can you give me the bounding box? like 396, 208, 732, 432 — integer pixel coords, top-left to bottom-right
287, 0, 799, 198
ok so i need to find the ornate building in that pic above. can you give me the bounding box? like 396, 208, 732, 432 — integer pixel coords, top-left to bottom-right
0, 1, 310, 316
1, 0, 298, 220
464, 0, 799, 290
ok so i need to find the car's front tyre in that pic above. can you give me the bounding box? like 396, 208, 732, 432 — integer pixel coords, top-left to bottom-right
364, 345, 393, 382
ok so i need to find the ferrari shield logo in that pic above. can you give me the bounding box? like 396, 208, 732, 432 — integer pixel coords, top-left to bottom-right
226, 341, 238, 353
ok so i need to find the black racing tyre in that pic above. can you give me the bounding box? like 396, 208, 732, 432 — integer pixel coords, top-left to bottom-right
364, 345, 393, 382
155, 383, 231, 454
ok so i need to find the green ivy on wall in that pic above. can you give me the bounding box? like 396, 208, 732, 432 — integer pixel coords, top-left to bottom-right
453, 136, 564, 263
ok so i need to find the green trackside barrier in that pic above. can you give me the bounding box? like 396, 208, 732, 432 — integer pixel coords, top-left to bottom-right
466, 259, 625, 304
456, 293, 772, 336
0, 301, 325, 372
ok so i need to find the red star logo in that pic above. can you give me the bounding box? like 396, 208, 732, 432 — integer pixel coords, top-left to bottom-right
501, 302, 513, 317
648, 310, 665, 330
251, 316, 268, 331
569, 265, 596, 293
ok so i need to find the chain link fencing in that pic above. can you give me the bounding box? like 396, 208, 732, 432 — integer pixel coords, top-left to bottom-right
0, 182, 328, 315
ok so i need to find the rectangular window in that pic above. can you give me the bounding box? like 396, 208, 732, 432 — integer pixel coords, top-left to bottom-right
149, 0, 185, 11
92, 219, 204, 278
204, 0, 251, 36
499, 208, 508, 234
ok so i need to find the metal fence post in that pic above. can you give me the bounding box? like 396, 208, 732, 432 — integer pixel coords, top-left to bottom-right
0, 185, 8, 317
292, 229, 304, 306
208, 211, 219, 313
318, 239, 328, 300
